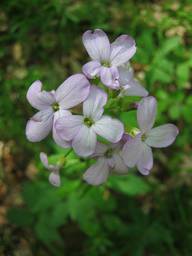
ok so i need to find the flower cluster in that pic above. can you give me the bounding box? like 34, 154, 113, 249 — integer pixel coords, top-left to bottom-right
26, 29, 179, 186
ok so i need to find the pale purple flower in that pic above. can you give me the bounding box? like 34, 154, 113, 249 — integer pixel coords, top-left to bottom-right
55, 86, 124, 157
82, 29, 136, 89
122, 96, 179, 175
40, 152, 61, 187
118, 66, 148, 97
26, 74, 90, 147
83, 142, 128, 186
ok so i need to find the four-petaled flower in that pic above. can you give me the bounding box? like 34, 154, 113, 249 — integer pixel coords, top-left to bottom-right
83, 142, 128, 186
55, 86, 124, 157
82, 29, 136, 89
122, 96, 179, 175
26, 74, 90, 147
40, 152, 61, 187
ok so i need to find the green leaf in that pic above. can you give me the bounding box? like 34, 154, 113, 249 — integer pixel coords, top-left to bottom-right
7, 207, 33, 227
108, 174, 151, 196
120, 111, 137, 132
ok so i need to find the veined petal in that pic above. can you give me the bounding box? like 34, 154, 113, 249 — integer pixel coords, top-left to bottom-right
53, 110, 72, 148
55, 115, 83, 141
83, 157, 109, 186
27, 81, 55, 110
82, 29, 110, 61
118, 66, 133, 85
137, 144, 153, 175
110, 35, 136, 67
121, 80, 148, 97
83, 86, 107, 121
145, 124, 179, 148
112, 152, 128, 173
82, 60, 101, 79
72, 126, 97, 157
100, 66, 120, 89
93, 116, 124, 143
122, 135, 143, 167
55, 74, 90, 109
93, 142, 108, 157
137, 96, 157, 133
26, 108, 53, 142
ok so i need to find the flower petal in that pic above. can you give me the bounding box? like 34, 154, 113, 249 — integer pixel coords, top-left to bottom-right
53, 110, 72, 148
110, 35, 136, 66
137, 96, 157, 133
100, 66, 120, 89
112, 153, 128, 173
122, 135, 143, 167
82, 60, 101, 79
40, 152, 60, 173
93, 142, 108, 157
145, 124, 179, 148
82, 29, 110, 61
121, 80, 148, 97
137, 144, 153, 175
118, 66, 133, 85
83, 157, 109, 186
26, 108, 53, 142
55, 74, 90, 109
27, 81, 55, 110
40, 152, 49, 169
72, 126, 97, 157
83, 86, 107, 121
93, 116, 124, 143
49, 171, 61, 187
55, 115, 83, 141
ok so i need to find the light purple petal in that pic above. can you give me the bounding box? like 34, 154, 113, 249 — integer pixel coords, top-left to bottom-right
55, 74, 90, 109
40, 152, 49, 169
100, 66, 120, 89
83, 86, 107, 121
55, 115, 83, 141
93, 116, 124, 143
110, 35, 136, 66
137, 96, 157, 133
27, 81, 56, 110
112, 153, 128, 173
26, 108, 53, 142
145, 124, 179, 148
137, 144, 153, 175
121, 80, 148, 97
82, 60, 101, 79
49, 171, 61, 187
40, 152, 60, 173
53, 110, 72, 148
92, 142, 108, 157
122, 135, 143, 167
82, 29, 110, 61
72, 126, 97, 157
83, 157, 109, 186
118, 66, 133, 85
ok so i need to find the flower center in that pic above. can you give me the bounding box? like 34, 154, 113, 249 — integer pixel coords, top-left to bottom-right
129, 128, 140, 137
141, 134, 147, 142
52, 102, 60, 112
105, 148, 113, 158
84, 117, 94, 127
102, 61, 110, 67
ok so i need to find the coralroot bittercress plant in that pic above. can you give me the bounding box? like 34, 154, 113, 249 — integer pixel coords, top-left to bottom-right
26, 29, 179, 187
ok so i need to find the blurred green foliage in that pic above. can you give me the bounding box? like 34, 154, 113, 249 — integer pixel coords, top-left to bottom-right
0, 0, 192, 255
